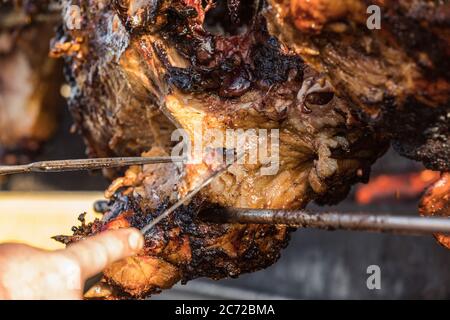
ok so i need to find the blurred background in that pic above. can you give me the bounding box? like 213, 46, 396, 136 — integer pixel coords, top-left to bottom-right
0, 106, 449, 300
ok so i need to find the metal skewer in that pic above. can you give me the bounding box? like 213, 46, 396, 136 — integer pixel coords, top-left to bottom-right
201, 208, 450, 236
0, 156, 185, 176
140, 152, 244, 235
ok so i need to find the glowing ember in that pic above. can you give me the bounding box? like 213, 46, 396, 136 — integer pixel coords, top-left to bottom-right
355, 170, 441, 205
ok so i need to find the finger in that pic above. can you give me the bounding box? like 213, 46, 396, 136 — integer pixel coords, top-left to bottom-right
63, 228, 144, 279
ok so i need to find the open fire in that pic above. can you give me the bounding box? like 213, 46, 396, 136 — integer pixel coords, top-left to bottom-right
355, 170, 441, 205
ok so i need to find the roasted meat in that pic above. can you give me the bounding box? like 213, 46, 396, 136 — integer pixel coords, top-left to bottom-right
49, 0, 177, 163
53, 0, 387, 207
51, 0, 392, 298
267, 0, 450, 171
0, 0, 63, 164
56, 148, 291, 299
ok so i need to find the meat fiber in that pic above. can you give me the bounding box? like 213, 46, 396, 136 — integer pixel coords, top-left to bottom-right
267, 0, 450, 171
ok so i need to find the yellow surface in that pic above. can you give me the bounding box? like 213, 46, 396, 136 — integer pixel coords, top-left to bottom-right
0, 192, 104, 250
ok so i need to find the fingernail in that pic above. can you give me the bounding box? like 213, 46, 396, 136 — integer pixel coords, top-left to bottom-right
128, 231, 143, 251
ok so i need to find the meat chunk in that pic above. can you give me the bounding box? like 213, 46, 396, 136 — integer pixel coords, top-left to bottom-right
53, 0, 387, 207
53, 0, 389, 299
56, 148, 291, 299
267, 0, 450, 171
0, 1, 63, 164
49, 0, 176, 164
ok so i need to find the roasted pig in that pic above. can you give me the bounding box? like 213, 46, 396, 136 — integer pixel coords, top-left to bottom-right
52, 0, 449, 298
53, 0, 388, 298
56, 148, 292, 299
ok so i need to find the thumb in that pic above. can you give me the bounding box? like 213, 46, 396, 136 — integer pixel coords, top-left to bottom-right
63, 228, 144, 280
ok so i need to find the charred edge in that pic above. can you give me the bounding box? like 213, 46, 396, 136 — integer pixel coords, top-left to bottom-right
63, 190, 292, 294
386, 98, 450, 172
181, 223, 291, 283
115, 1, 304, 98
384, 6, 450, 79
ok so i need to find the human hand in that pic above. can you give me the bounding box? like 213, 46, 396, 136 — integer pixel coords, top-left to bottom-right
0, 228, 144, 300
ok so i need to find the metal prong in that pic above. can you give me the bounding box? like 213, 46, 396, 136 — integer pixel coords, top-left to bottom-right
0, 156, 185, 176
201, 208, 450, 236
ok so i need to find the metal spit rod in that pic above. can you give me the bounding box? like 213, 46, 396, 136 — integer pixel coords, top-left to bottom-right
202, 208, 450, 236
0, 156, 185, 176
2, 156, 448, 236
